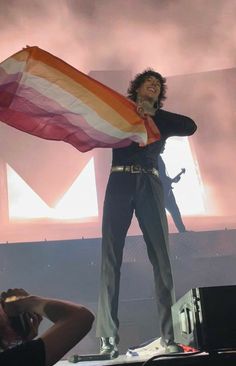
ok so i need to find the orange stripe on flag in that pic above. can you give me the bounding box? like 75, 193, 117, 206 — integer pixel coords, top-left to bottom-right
15, 47, 144, 126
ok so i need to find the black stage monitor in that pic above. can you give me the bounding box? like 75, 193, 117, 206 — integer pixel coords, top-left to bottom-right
172, 285, 236, 351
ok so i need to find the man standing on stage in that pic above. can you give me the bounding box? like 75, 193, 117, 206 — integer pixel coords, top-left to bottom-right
96, 69, 197, 358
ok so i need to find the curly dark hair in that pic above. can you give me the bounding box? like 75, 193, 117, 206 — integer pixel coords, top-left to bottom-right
127, 68, 167, 108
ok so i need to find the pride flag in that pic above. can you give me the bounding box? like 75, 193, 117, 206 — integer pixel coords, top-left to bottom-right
0, 46, 160, 152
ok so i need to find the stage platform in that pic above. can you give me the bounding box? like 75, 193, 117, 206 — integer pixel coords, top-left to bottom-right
0, 228, 236, 359
54, 351, 236, 366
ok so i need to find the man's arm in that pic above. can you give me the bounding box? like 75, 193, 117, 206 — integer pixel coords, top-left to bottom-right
2, 290, 94, 366
157, 109, 197, 138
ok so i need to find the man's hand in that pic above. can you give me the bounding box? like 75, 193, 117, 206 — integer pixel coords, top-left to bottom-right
136, 99, 156, 117
23, 312, 43, 341
1, 288, 42, 341
136, 104, 146, 118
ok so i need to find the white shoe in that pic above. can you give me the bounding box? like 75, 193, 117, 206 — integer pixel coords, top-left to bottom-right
126, 337, 183, 357
126, 337, 164, 357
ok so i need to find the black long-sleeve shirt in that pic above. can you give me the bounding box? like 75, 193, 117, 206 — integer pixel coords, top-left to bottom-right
112, 109, 197, 168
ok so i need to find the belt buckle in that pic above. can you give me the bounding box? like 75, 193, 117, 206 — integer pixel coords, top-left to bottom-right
130, 165, 141, 173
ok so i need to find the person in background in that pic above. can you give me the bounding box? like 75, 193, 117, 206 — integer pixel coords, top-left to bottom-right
158, 143, 187, 233
0, 288, 94, 366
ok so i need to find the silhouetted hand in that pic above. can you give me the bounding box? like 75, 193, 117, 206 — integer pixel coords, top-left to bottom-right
1, 288, 42, 341
172, 176, 181, 183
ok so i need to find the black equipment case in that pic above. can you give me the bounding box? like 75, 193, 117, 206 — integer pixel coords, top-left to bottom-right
171, 285, 236, 351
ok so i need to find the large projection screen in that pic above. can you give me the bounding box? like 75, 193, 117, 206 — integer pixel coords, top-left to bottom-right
0, 68, 235, 243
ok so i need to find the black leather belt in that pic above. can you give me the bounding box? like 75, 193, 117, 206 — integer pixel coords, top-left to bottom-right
111, 165, 159, 177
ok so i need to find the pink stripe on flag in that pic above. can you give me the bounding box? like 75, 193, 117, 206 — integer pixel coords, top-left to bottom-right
0, 92, 132, 152
14, 83, 143, 144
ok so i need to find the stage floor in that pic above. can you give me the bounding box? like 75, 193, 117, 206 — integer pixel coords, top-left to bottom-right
55, 353, 193, 365
55, 355, 148, 365
54, 351, 236, 366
